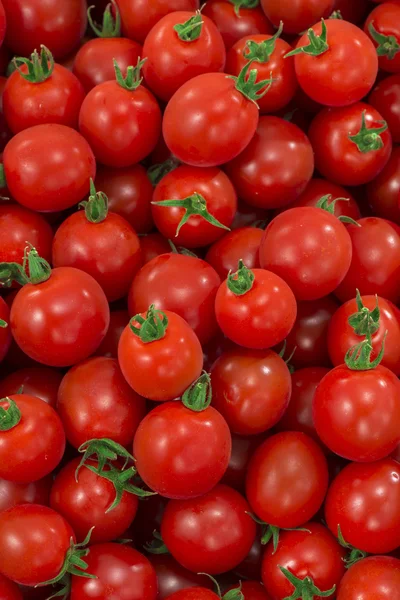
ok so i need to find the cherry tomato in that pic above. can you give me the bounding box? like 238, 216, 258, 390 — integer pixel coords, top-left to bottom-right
0, 297, 10, 363
0, 366, 62, 407
164, 590, 218, 600
246, 432, 328, 527
94, 309, 129, 359
337, 556, 400, 600
205, 227, 263, 281
0, 574, 22, 600
132, 493, 168, 549
369, 75, 400, 143
365, 2, 400, 74
161, 484, 256, 574
260, 0, 333, 34
231, 201, 269, 230
235, 528, 264, 581
367, 146, 400, 223
333, 0, 369, 23
225, 116, 314, 209
222, 433, 264, 493
139, 233, 171, 265
0, 1, 5, 49
151, 555, 214, 599
227, 581, 271, 600
0, 477, 52, 513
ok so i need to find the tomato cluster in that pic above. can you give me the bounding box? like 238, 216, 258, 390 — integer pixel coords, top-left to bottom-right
0, 0, 400, 599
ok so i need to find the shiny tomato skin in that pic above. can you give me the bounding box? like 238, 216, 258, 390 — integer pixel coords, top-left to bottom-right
133, 401, 231, 499
205, 227, 263, 280
140, 233, 171, 265
0, 504, 75, 586
118, 310, 203, 402
57, 356, 146, 449
210, 348, 291, 435
70, 543, 157, 600
308, 103, 392, 186
161, 484, 256, 574
0, 477, 52, 513
94, 309, 129, 359
0, 574, 22, 600
325, 459, 400, 553
0, 394, 65, 483
225, 116, 314, 209
151, 555, 214, 599
246, 432, 328, 527
0, 367, 62, 407
260, 0, 333, 34
367, 146, 400, 223
337, 556, 400, 600
143, 11, 226, 102
165, 590, 219, 600
3, 124, 96, 212
365, 3, 400, 74
0, 297, 10, 362
369, 75, 400, 143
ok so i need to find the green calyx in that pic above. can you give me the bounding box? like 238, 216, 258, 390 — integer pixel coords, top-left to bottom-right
279, 566, 335, 600
174, 12, 203, 42
349, 110, 388, 153
228, 0, 259, 16
348, 290, 380, 338
278, 340, 296, 374
152, 192, 230, 237
13, 45, 54, 83
88, 0, 121, 37
79, 179, 109, 223
167, 239, 197, 258
114, 56, 146, 91
77, 438, 134, 474
0, 319, 7, 328
182, 372, 212, 412
368, 21, 400, 61
227, 61, 274, 105
199, 575, 244, 600
0, 243, 51, 288
130, 304, 169, 343
330, 9, 343, 19
227, 259, 255, 295
147, 157, 180, 186
337, 525, 368, 569
250, 514, 309, 553
315, 194, 360, 226
243, 21, 283, 63
0, 398, 21, 431
144, 531, 169, 555
285, 19, 329, 58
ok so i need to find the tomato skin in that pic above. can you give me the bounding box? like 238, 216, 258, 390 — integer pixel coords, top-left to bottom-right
70, 543, 157, 600
118, 310, 203, 402
151, 166, 237, 247
0, 574, 22, 600
94, 309, 129, 359
227, 581, 271, 600
308, 103, 392, 186
369, 75, 400, 143
128, 253, 220, 345
205, 227, 263, 281
0, 477, 52, 513
0, 367, 62, 407
57, 357, 146, 449
165, 590, 219, 600
225, 117, 314, 209
246, 432, 328, 527
151, 555, 214, 599
0, 297, 10, 362
365, 3, 400, 74
337, 556, 400, 600
161, 484, 256, 574
140, 233, 171, 265
3, 124, 96, 212
210, 348, 291, 435
143, 12, 226, 103
222, 433, 264, 493
367, 146, 400, 223
261, 0, 333, 34
333, 0, 369, 23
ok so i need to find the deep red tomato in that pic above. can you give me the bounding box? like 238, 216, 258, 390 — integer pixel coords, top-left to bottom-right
259, 207, 352, 300
57, 356, 146, 449
334, 217, 400, 303
227, 581, 271, 600
205, 227, 263, 280
128, 253, 220, 345
369, 75, 400, 143
333, 0, 369, 23
140, 233, 171, 265
151, 555, 214, 599
0, 574, 22, 600
151, 165, 237, 247
161, 484, 256, 574
222, 433, 264, 492
365, 3, 400, 74
0, 1, 5, 49
164, 590, 218, 600
0, 477, 52, 513
3, 124, 96, 212
0, 366, 62, 407
2, 0, 87, 59
210, 348, 291, 435
70, 543, 157, 600
231, 200, 269, 230
325, 459, 400, 553
308, 103, 392, 186
0, 297, 10, 363
0, 394, 65, 483
235, 527, 264, 581
262, 523, 345, 600
94, 309, 129, 359
260, 0, 333, 33
225, 116, 314, 209
246, 432, 328, 527
337, 556, 400, 600
143, 11, 226, 102
367, 146, 400, 223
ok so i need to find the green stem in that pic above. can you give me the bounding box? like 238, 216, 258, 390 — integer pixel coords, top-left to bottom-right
76, 438, 134, 477
348, 290, 381, 338
337, 525, 369, 569
227, 61, 274, 105
87, 0, 121, 37
114, 57, 146, 91
182, 372, 212, 412
129, 304, 168, 343
13, 45, 54, 83
227, 259, 255, 295
243, 21, 283, 63
228, 0, 259, 16
349, 110, 388, 153
24, 243, 51, 284
330, 9, 343, 19
174, 12, 203, 41
79, 179, 109, 223
315, 194, 360, 226
0, 398, 21, 431
285, 19, 329, 57
167, 239, 197, 257
147, 157, 180, 186
279, 567, 336, 599
368, 21, 400, 60
144, 531, 169, 555
0, 319, 7, 328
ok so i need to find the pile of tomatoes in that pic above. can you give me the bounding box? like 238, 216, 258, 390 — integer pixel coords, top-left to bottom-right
0, 0, 400, 598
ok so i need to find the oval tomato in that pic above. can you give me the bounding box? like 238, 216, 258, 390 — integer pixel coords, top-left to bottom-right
205, 227, 263, 280
260, 0, 333, 34
337, 556, 400, 600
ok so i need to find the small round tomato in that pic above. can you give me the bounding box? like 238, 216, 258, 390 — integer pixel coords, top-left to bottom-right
140, 232, 171, 265
369, 75, 400, 143
337, 556, 400, 600
227, 581, 270, 600
222, 433, 264, 493
365, 2, 400, 74
151, 555, 214, 599
0, 367, 62, 407
246, 432, 328, 527
0, 574, 22, 600
0, 297, 11, 362
163, 590, 218, 600
260, 0, 333, 34
0, 477, 52, 513
161, 484, 256, 574
367, 146, 400, 223
333, 0, 369, 23
308, 103, 392, 186
205, 227, 263, 281
225, 116, 314, 209
94, 309, 129, 359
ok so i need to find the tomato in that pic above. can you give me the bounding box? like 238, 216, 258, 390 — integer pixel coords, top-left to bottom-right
334, 218, 400, 304
259, 206, 352, 301
94, 309, 129, 359
369, 75, 400, 143
333, 0, 369, 23
0, 297, 10, 362
164, 590, 218, 600
161, 484, 256, 574
0, 477, 52, 513
308, 103, 392, 186
151, 165, 237, 248
151, 555, 214, 599
140, 233, 171, 265
222, 433, 264, 493
205, 227, 263, 281
365, 2, 400, 74
337, 556, 400, 600
210, 347, 291, 435
2, 0, 87, 59
128, 253, 220, 345
227, 581, 271, 600
143, 11, 226, 102
231, 201, 269, 230
0, 394, 65, 483
0, 366, 62, 407
3, 124, 96, 212
261, 0, 333, 34
246, 432, 328, 527
57, 356, 146, 449
71, 543, 157, 600
95, 164, 154, 233
367, 146, 400, 223
118, 307, 203, 402
225, 116, 314, 209
0, 1, 5, 49
0, 574, 22, 600
262, 523, 345, 600
132, 493, 168, 549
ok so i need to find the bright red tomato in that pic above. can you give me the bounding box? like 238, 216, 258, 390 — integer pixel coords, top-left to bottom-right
365, 2, 400, 74
225, 116, 314, 209
151, 555, 214, 599
0, 477, 52, 513
337, 556, 400, 600
205, 227, 263, 281
367, 146, 400, 223
94, 309, 129, 359
0, 574, 22, 600
369, 75, 400, 143
161, 484, 256, 574
260, 0, 333, 33
0, 297, 10, 362
0, 367, 62, 408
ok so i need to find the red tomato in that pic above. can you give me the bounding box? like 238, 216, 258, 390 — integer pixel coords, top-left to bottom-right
0, 394, 65, 483
367, 146, 400, 223
369, 75, 400, 143
0, 297, 10, 362
0, 1, 5, 49
231, 200, 269, 230
3, 124, 96, 212
246, 432, 328, 527
94, 309, 129, 359
57, 356, 146, 449
161, 484, 256, 574
70, 543, 157, 600
151, 555, 214, 599
151, 165, 237, 248
365, 2, 400, 74
325, 459, 400, 553
143, 11, 226, 102
0, 574, 22, 600
0, 366, 62, 407
210, 348, 292, 435
259, 207, 352, 301
0, 477, 52, 513
235, 529, 264, 581
308, 103, 392, 186
205, 227, 263, 280
163, 590, 218, 600
260, 0, 333, 34
337, 556, 400, 600
227, 581, 271, 600
139, 232, 171, 265
222, 433, 264, 493
118, 308, 203, 402
333, 0, 369, 23
225, 116, 314, 209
